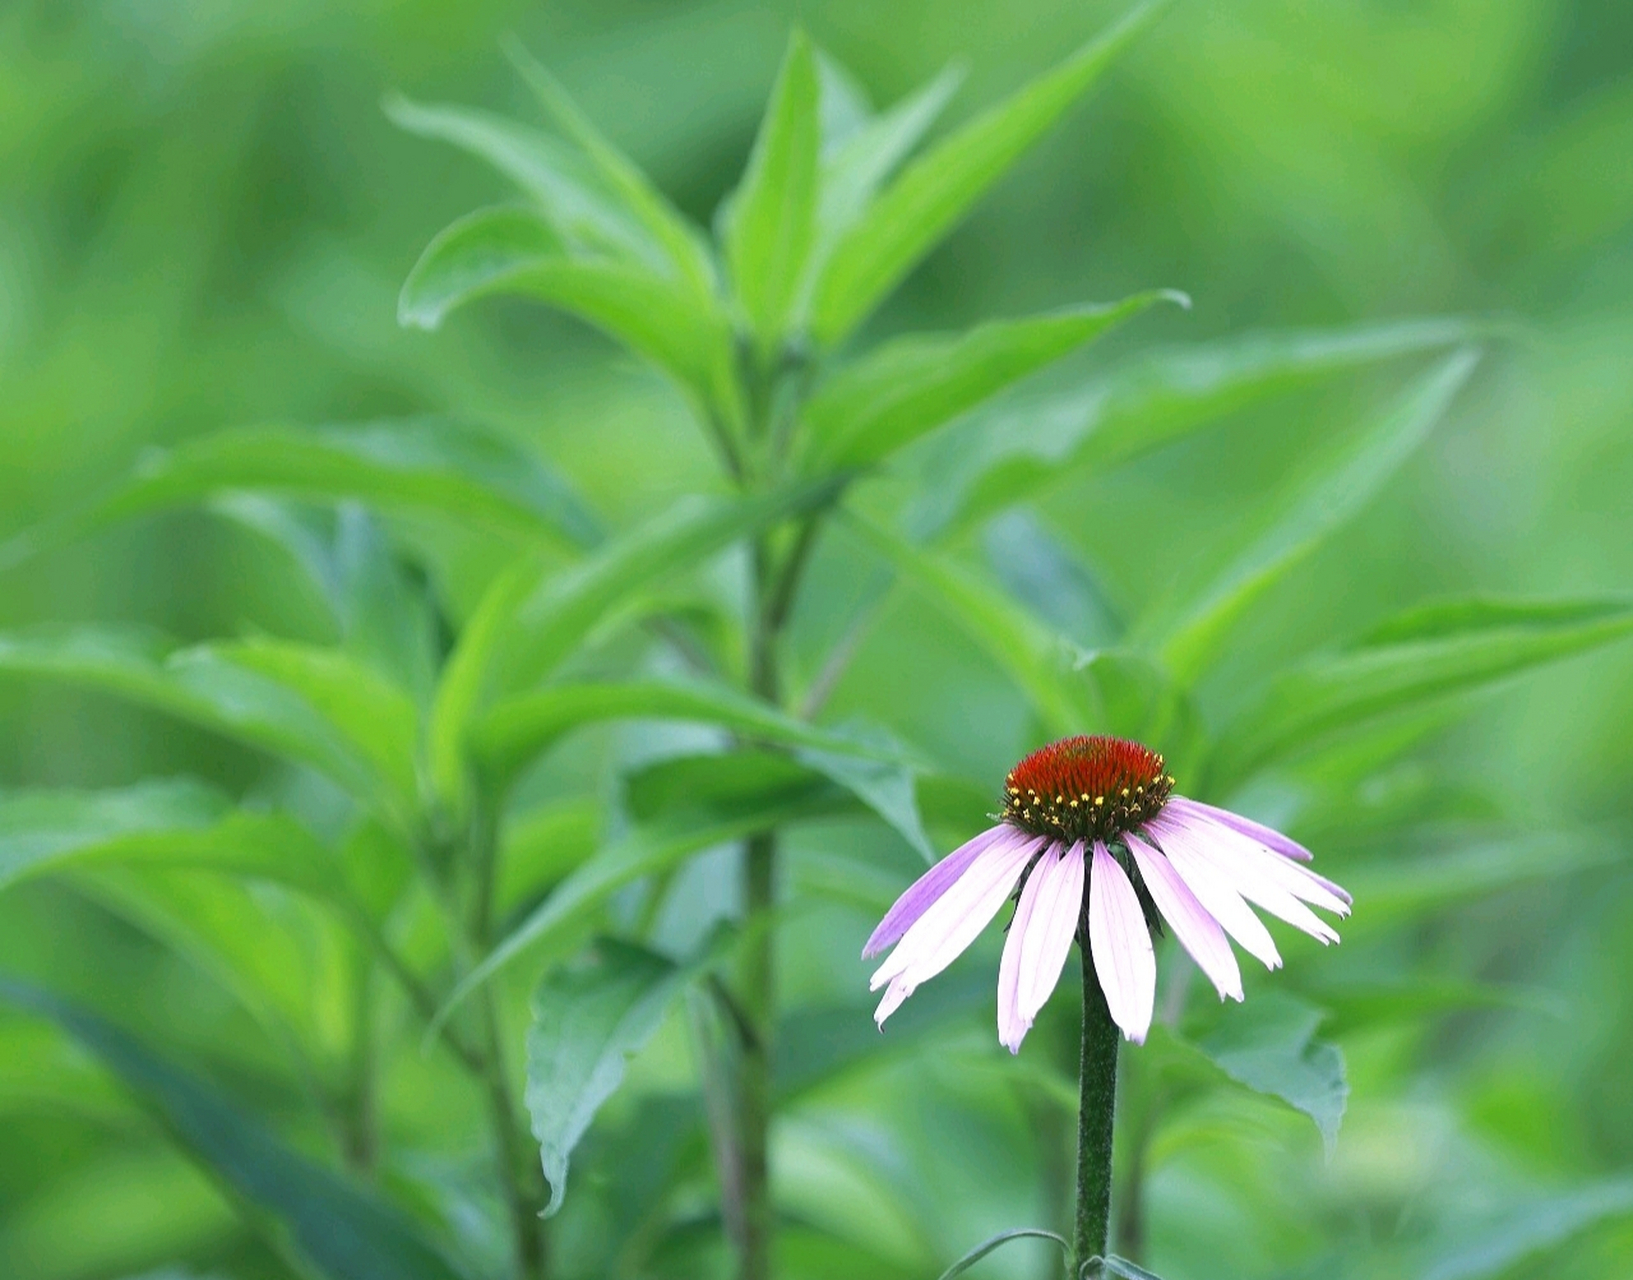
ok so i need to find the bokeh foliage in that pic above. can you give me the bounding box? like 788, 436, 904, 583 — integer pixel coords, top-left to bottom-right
2, 2, 1632, 1280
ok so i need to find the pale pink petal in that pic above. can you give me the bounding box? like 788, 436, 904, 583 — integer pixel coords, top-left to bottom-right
1153, 814, 1340, 945
863, 824, 1013, 958
1126, 833, 1243, 1002
1170, 796, 1313, 862
1173, 813, 1350, 919
1018, 840, 1086, 1025
1088, 842, 1156, 1044
997, 844, 1058, 1051
1149, 823, 1283, 971
870, 834, 1042, 1027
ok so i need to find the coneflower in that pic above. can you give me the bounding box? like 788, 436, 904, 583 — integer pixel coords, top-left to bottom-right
863, 734, 1351, 1047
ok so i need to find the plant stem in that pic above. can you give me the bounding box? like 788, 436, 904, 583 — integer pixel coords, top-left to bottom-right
1074, 949, 1120, 1277
735, 533, 781, 1280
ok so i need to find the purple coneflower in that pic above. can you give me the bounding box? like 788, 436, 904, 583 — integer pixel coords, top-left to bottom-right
864, 735, 1351, 1049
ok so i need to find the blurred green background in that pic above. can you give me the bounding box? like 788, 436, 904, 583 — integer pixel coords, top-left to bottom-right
2, 1, 1631, 1278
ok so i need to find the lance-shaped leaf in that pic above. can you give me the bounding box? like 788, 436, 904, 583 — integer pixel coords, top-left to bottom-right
813, 62, 964, 251
801, 293, 1184, 473
807, 0, 1169, 345
501, 37, 718, 297
1148, 348, 1480, 683
428, 481, 840, 810
0, 629, 415, 819
846, 515, 1096, 734
400, 206, 741, 427
725, 31, 821, 351
471, 676, 907, 788
386, 95, 664, 271
934, 1230, 1070, 1280
526, 938, 714, 1216
0, 981, 467, 1280
435, 753, 857, 1028
906, 317, 1478, 540
1209, 595, 1633, 792
0, 780, 335, 898
3, 418, 603, 567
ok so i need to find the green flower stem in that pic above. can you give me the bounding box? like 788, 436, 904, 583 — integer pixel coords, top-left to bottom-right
1074, 948, 1121, 1276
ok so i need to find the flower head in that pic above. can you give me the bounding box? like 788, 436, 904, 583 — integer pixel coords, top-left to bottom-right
863, 735, 1351, 1050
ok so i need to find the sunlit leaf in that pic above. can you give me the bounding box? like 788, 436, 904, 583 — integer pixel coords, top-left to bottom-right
725, 31, 821, 352
801, 293, 1184, 472
0, 982, 467, 1280
526, 938, 693, 1216
808, 0, 1169, 344
399, 206, 741, 425
1149, 348, 1480, 683
906, 317, 1478, 539
1210, 595, 1633, 791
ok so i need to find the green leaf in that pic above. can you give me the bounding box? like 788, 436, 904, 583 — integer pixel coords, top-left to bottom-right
471, 676, 906, 790
0, 981, 467, 1280
399, 206, 741, 426
1192, 993, 1348, 1157
1150, 349, 1480, 683
526, 939, 693, 1216
846, 514, 1096, 734
501, 37, 718, 298
210, 637, 421, 814
906, 317, 1479, 540
813, 63, 964, 248
934, 1229, 1069, 1280
428, 482, 840, 811
802, 293, 1184, 472
1422, 1179, 1633, 1280
808, 0, 1169, 344
725, 31, 821, 352
16, 417, 603, 558
0, 628, 411, 816
435, 753, 855, 1028
498, 797, 601, 917
385, 95, 666, 271
793, 724, 934, 861
0, 780, 335, 897
1210, 595, 1633, 791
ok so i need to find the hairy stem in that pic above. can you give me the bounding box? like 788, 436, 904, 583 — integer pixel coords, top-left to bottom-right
1074, 951, 1120, 1276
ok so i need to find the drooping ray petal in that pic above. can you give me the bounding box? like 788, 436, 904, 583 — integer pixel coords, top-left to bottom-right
1088, 842, 1156, 1043
1152, 814, 1340, 944
997, 843, 1060, 1052
1126, 833, 1243, 1002
1018, 839, 1086, 1027
1169, 796, 1313, 862
870, 835, 1041, 1025
1150, 824, 1283, 971
1173, 812, 1350, 917
863, 824, 1013, 958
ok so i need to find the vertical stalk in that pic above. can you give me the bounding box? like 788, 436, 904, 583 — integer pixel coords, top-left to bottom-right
1074, 950, 1120, 1277
735, 533, 780, 1280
